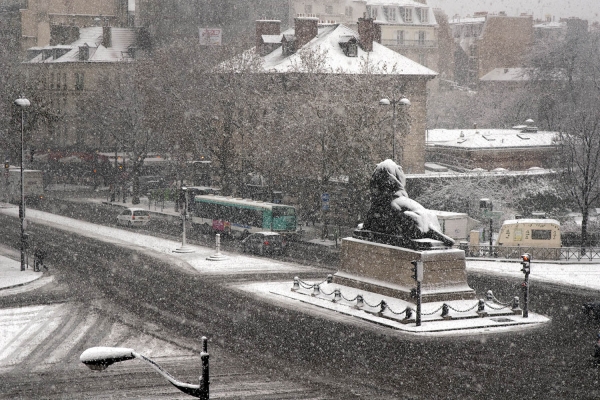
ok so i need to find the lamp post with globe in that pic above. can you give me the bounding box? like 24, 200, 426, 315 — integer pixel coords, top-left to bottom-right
379, 96, 410, 164
14, 96, 31, 271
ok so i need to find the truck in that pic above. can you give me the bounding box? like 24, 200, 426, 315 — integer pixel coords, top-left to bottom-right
432, 210, 478, 241
4, 167, 44, 203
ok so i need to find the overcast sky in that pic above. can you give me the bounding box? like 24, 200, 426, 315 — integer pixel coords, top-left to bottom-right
428, 0, 599, 23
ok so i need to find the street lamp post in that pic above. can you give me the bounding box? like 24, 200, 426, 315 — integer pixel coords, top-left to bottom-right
15, 96, 30, 271
379, 97, 410, 164
174, 186, 195, 253
80, 336, 210, 399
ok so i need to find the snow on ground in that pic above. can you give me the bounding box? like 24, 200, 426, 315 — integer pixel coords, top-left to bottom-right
1, 204, 598, 337
468, 259, 600, 292
0, 206, 323, 275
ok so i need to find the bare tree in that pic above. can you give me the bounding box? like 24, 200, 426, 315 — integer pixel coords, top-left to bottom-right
527, 30, 600, 245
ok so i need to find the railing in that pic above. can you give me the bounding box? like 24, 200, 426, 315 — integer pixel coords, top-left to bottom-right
381, 39, 437, 48
461, 244, 600, 261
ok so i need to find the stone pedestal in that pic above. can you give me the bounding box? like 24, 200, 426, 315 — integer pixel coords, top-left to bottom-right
334, 237, 476, 302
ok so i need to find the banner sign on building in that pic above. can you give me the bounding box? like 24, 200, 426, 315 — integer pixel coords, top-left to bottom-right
199, 28, 222, 45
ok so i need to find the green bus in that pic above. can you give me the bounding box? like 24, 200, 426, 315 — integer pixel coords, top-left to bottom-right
192, 195, 297, 238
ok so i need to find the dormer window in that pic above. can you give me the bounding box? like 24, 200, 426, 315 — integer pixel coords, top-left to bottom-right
383, 7, 396, 22
401, 7, 413, 23
419, 8, 429, 23
339, 36, 358, 57
367, 6, 377, 19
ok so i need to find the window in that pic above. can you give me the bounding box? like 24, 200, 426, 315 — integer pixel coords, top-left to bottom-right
367, 6, 377, 19
383, 7, 396, 22
419, 8, 429, 23
75, 72, 85, 91
419, 53, 427, 66
345, 6, 353, 18
418, 31, 426, 45
396, 30, 404, 45
304, 4, 312, 14
401, 7, 412, 23
62, 73, 67, 90
325, 5, 333, 14
532, 230, 552, 240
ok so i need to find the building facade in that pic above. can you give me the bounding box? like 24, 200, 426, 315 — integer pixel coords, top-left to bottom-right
449, 12, 534, 88
225, 17, 437, 174
22, 25, 139, 150
19, 0, 134, 51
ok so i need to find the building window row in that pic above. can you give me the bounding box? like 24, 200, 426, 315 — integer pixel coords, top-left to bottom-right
394, 30, 427, 45
367, 6, 430, 24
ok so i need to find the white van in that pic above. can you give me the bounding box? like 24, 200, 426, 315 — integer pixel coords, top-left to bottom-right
496, 219, 561, 248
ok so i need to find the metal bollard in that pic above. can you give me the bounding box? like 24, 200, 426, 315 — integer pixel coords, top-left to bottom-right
486, 290, 494, 301
379, 300, 387, 314
199, 336, 210, 400
292, 277, 300, 291
333, 289, 341, 303
356, 295, 364, 308
477, 298, 487, 316
312, 284, 320, 296
441, 303, 450, 318
327, 274, 333, 283
512, 296, 522, 314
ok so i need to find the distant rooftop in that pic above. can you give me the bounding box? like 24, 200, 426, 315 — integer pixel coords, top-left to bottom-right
480, 67, 531, 82
427, 126, 558, 149
222, 24, 437, 76
25, 27, 136, 63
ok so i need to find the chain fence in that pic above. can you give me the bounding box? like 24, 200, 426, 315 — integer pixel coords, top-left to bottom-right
292, 277, 524, 321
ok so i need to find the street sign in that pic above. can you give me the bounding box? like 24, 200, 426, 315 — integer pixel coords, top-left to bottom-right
199, 28, 222, 45
321, 193, 330, 202
322, 204, 330, 211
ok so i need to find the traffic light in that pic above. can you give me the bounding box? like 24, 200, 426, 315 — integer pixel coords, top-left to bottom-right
410, 260, 423, 282
4, 160, 9, 170
520, 253, 531, 274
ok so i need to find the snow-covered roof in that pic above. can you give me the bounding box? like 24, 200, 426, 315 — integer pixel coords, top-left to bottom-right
228, 24, 436, 76
427, 128, 558, 149
533, 21, 565, 29
25, 27, 136, 63
262, 34, 283, 44
501, 218, 560, 226
449, 16, 486, 25
480, 68, 531, 82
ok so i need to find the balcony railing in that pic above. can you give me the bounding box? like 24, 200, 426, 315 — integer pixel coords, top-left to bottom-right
381, 39, 437, 48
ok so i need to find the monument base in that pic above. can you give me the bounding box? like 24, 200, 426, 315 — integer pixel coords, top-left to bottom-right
334, 237, 476, 303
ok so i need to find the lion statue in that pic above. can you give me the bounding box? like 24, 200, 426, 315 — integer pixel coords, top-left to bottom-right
354, 159, 454, 249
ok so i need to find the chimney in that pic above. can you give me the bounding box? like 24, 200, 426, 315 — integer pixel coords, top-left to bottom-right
357, 16, 381, 52
79, 44, 90, 61
102, 26, 112, 48
255, 20, 281, 54
294, 17, 319, 49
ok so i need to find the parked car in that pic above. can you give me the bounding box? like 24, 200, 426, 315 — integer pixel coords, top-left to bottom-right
582, 301, 600, 319
117, 207, 151, 227
242, 232, 286, 256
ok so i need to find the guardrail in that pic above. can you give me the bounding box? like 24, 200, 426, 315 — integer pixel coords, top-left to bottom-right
461, 244, 600, 261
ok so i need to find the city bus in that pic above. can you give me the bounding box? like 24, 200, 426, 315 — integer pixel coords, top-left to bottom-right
192, 195, 297, 238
